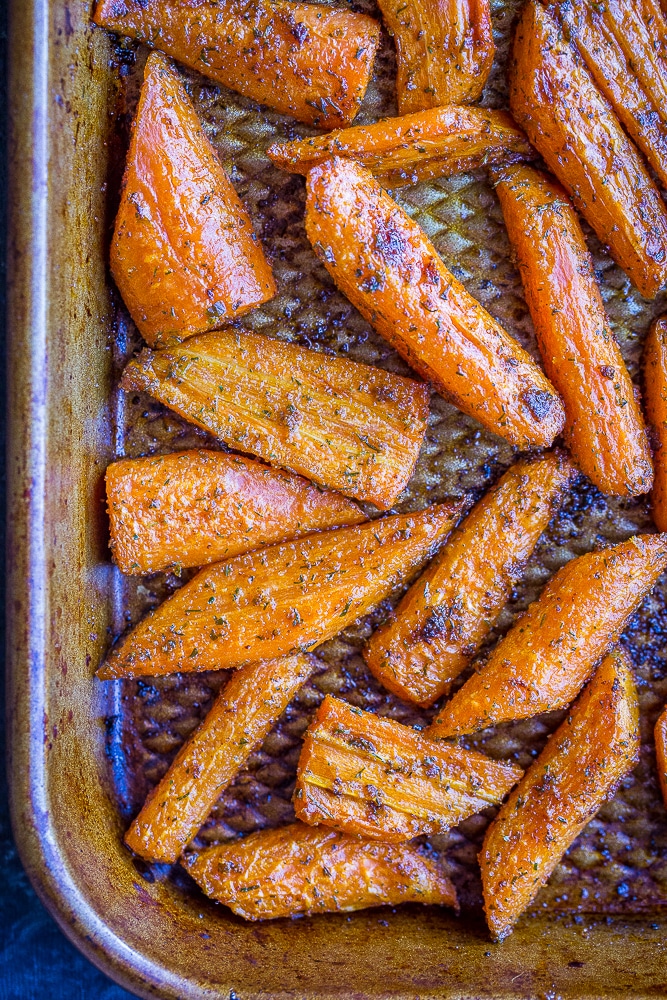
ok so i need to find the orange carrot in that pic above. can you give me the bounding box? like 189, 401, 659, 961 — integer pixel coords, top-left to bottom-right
655, 704, 667, 809
643, 317, 667, 532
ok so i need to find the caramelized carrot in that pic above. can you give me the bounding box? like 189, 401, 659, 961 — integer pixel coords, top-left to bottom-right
643, 317, 667, 532
98, 502, 463, 680
480, 649, 640, 941
120, 329, 430, 510
185, 822, 458, 920
428, 533, 667, 738
494, 162, 653, 497
509, 0, 667, 300
655, 704, 667, 808
363, 452, 575, 708
93, 0, 380, 129
294, 695, 522, 842
125, 654, 315, 863
106, 450, 364, 575
305, 158, 565, 449
110, 52, 275, 349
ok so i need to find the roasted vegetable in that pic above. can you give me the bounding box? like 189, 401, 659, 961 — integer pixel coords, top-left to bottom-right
643, 317, 667, 532
109, 52, 275, 349
655, 703, 667, 809
125, 654, 316, 863
120, 329, 430, 510
363, 452, 575, 707
268, 106, 534, 188
509, 0, 667, 299
185, 822, 458, 920
494, 162, 652, 497
294, 695, 522, 841
94, 0, 380, 129
98, 502, 463, 680
106, 449, 364, 575
480, 648, 640, 941
428, 533, 667, 738
306, 157, 565, 449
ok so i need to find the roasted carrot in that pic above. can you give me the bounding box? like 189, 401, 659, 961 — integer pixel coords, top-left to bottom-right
125, 654, 315, 863
268, 106, 535, 188
110, 52, 275, 349
376, 0, 494, 112
305, 158, 565, 449
294, 695, 522, 842
655, 704, 667, 809
480, 648, 640, 941
643, 317, 667, 532
98, 502, 463, 680
494, 162, 653, 497
428, 533, 667, 739
185, 821, 458, 920
363, 452, 575, 708
106, 450, 364, 576
93, 0, 380, 129
509, 0, 667, 300
120, 330, 430, 510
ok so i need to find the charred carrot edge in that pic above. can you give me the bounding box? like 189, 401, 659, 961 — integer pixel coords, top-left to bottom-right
493, 162, 653, 497
184, 821, 458, 920
305, 157, 565, 449
428, 533, 667, 738
643, 318, 667, 532
294, 695, 522, 842
106, 449, 364, 575
480, 648, 640, 941
110, 52, 275, 349
655, 704, 667, 809
120, 329, 430, 510
97, 502, 464, 680
363, 451, 576, 707
268, 106, 535, 188
94, 0, 380, 129
124, 654, 316, 863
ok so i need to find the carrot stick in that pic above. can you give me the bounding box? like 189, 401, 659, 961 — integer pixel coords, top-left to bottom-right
428, 533, 667, 738
654, 704, 667, 809
480, 648, 640, 941
124, 653, 316, 863
184, 821, 458, 920
120, 329, 430, 510
363, 451, 575, 708
493, 162, 653, 497
305, 157, 565, 449
294, 695, 522, 842
643, 317, 667, 532
98, 501, 464, 680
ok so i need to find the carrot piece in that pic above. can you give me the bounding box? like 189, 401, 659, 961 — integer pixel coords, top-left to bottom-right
428, 533, 667, 739
120, 329, 430, 510
268, 106, 535, 188
294, 695, 522, 842
494, 163, 653, 497
125, 653, 315, 863
93, 0, 380, 129
363, 452, 576, 708
184, 821, 458, 920
480, 648, 640, 941
305, 157, 565, 449
655, 704, 667, 809
106, 449, 364, 576
97, 502, 464, 680
509, 0, 667, 300
376, 0, 494, 112
644, 317, 667, 532
109, 52, 275, 349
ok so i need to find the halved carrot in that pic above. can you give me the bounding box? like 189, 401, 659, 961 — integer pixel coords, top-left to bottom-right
428, 533, 667, 739
184, 821, 458, 920
110, 52, 275, 349
125, 653, 316, 863
363, 451, 575, 708
120, 329, 430, 510
93, 0, 380, 129
305, 157, 565, 449
98, 501, 464, 680
643, 317, 667, 532
509, 0, 667, 300
294, 695, 522, 842
655, 704, 667, 809
268, 106, 535, 188
480, 648, 640, 941
106, 449, 364, 575
494, 162, 653, 497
